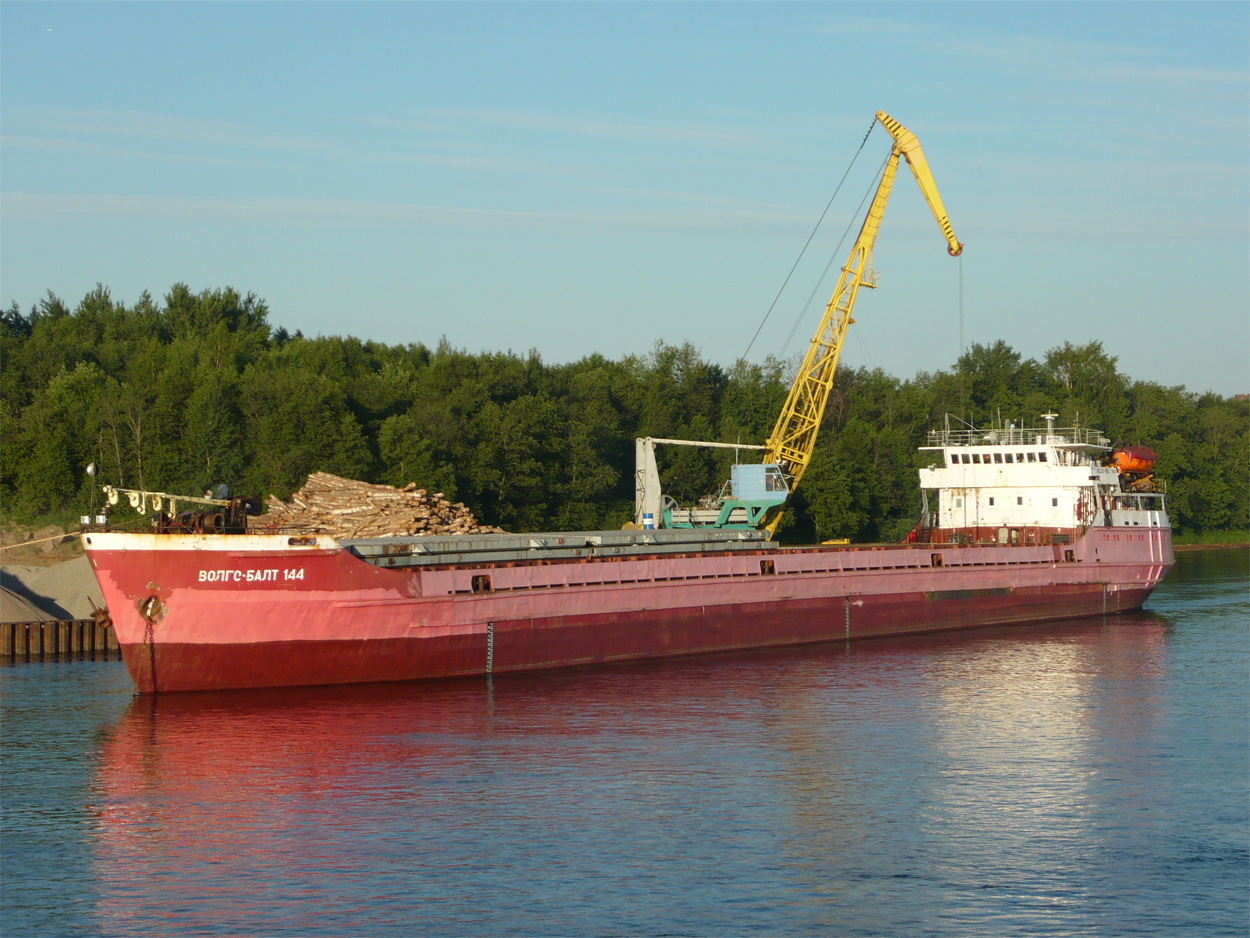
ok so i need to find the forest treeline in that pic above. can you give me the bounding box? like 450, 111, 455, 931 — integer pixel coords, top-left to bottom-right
2, 285, 1246, 541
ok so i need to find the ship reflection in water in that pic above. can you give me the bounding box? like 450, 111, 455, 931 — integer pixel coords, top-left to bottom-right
92, 613, 1184, 935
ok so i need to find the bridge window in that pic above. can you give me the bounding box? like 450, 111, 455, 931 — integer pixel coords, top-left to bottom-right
972, 454, 982, 464
1005, 454, 1014, 464
993, 453, 1003, 464
1038, 452, 1048, 462
1027, 453, 1036, 463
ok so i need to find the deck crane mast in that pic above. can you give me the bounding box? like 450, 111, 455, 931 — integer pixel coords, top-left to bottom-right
760, 110, 962, 536
634, 112, 960, 535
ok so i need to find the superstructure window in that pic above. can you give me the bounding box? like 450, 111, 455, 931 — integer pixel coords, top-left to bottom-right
988, 497, 995, 506
1017, 496, 1023, 505
1052, 497, 1058, 507
954, 497, 963, 508
1027, 453, 1036, 463
1005, 454, 1014, 464
972, 454, 982, 464
1038, 452, 1048, 462
1017, 453, 1025, 462
993, 453, 1003, 464
962, 453, 971, 464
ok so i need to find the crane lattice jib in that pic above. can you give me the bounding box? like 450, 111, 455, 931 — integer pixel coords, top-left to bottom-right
761, 111, 961, 537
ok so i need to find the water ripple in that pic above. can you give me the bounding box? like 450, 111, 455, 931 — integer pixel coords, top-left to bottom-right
2, 549, 1246, 936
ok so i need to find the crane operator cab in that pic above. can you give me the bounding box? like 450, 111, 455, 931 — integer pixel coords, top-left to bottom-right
656, 462, 790, 530
731, 463, 789, 503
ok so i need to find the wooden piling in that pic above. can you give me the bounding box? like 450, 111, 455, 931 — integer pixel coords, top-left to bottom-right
0, 618, 119, 660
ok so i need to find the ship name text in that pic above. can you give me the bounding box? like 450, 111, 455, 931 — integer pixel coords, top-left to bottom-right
198, 568, 305, 583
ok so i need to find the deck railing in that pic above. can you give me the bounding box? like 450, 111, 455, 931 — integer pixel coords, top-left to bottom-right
925, 426, 1110, 448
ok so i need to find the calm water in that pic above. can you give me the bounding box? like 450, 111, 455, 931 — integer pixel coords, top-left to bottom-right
3, 550, 1247, 936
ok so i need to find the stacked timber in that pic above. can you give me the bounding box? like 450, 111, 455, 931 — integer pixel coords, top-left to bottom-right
259, 472, 505, 539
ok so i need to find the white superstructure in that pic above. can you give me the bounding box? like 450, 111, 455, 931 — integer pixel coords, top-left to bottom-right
918, 415, 1168, 543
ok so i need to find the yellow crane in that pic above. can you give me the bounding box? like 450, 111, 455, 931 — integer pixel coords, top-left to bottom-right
760, 110, 962, 537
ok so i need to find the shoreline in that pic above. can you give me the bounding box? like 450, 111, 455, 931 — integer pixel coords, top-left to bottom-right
1173, 542, 1249, 553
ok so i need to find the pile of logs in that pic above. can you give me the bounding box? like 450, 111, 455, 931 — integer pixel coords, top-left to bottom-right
258, 472, 505, 539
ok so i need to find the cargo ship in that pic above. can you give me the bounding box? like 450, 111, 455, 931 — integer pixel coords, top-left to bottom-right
79, 112, 1174, 693
83, 418, 1173, 694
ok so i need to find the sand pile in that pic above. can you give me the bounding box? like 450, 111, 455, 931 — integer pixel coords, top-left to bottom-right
0, 556, 105, 622
0, 587, 49, 623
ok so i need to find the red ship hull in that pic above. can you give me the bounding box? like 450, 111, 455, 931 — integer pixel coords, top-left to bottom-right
83, 526, 1173, 694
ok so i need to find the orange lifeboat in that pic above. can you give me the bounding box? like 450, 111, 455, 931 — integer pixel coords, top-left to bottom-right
1111, 445, 1158, 474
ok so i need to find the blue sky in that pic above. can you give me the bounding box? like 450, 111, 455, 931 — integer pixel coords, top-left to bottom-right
2, 2, 1247, 395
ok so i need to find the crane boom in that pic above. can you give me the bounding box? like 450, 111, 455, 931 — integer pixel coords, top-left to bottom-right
761, 111, 961, 537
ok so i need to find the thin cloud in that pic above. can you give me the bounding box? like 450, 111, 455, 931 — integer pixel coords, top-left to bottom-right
3, 107, 597, 178
0, 191, 810, 234
565, 182, 805, 214
809, 19, 1246, 88
359, 108, 758, 146
15, 107, 331, 153
0, 134, 244, 166
943, 33, 1246, 87
808, 17, 937, 37
6, 192, 1242, 242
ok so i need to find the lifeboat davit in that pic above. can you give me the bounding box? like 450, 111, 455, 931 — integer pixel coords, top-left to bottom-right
1112, 445, 1158, 474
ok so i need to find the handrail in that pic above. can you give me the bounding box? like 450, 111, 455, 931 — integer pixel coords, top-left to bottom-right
925, 427, 1110, 448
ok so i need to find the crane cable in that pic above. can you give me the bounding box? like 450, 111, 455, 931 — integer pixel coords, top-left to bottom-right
779, 149, 892, 359
739, 117, 877, 363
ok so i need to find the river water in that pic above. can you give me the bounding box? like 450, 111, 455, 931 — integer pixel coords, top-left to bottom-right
3, 549, 1246, 936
